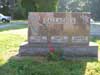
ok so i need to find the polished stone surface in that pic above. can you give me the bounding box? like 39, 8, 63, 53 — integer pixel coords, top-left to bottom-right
19, 42, 98, 57
28, 12, 90, 46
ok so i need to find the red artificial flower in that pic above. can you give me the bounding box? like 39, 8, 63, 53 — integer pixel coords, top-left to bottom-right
49, 47, 55, 53
48, 42, 55, 53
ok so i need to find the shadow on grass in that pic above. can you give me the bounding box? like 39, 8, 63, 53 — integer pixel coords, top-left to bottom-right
0, 24, 27, 32
91, 36, 100, 42
0, 54, 98, 75
0, 22, 8, 25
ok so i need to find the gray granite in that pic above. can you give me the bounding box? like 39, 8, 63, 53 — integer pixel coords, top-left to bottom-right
19, 12, 98, 57
19, 42, 98, 57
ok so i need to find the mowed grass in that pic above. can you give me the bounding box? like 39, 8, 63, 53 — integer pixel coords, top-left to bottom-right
91, 36, 100, 51
0, 57, 100, 75
0, 24, 27, 53
0, 58, 87, 75
0, 23, 100, 75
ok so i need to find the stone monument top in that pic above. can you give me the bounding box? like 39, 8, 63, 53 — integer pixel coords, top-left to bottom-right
28, 12, 90, 46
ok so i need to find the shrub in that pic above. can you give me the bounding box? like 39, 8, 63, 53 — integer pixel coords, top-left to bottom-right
13, 0, 26, 19
21, 0, 59, 18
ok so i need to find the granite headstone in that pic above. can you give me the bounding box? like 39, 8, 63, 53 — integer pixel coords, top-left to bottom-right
19, 12, 98, 57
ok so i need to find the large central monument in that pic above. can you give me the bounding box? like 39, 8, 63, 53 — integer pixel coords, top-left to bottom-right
28, 12, 89, 45
19, 12, 98, 57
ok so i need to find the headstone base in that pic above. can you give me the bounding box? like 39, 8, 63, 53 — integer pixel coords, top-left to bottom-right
19, 42, 98, 57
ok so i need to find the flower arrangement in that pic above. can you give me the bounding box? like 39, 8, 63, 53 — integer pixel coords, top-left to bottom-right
42, 23, 65, 61
47, 41, 65, 61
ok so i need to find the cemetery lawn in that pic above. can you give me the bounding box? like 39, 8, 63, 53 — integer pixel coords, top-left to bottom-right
0, 24, 100, 75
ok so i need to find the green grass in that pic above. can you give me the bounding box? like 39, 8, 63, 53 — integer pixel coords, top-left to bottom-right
0, 20, 27, 25
0, 57, 100, 75
0, 23, 27, 32
0, 31, 27, 52
0, 23, 100, 75
0, 24, 27, 53
90, 36, 100, 51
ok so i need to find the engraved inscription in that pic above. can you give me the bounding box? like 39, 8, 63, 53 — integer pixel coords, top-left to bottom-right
72, 36, 88, 43
28, 12, 90, 45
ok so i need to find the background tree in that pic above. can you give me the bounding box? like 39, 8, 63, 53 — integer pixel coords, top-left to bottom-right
58, 0, 89, 12
12, 0, 100, 20
21, 0, 58, 16
13, 0, 26, 19
90, 0, 100, 20
0, 0, 10, 15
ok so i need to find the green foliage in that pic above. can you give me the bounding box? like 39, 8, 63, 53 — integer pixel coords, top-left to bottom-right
21, 0, 58, 12
59, 0, 89, 12
58, 0, 100, 20
47, 48, 64, 61
0, 0, 10, 15
35, 0, 58, 12
13, 0, 26, 19
62, 0, 100, 20
0, 57, 100, 75
47, 52, 59, 61
90, 0, 100, 20
22, 0, 37, 12
13, 0, 58, 19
